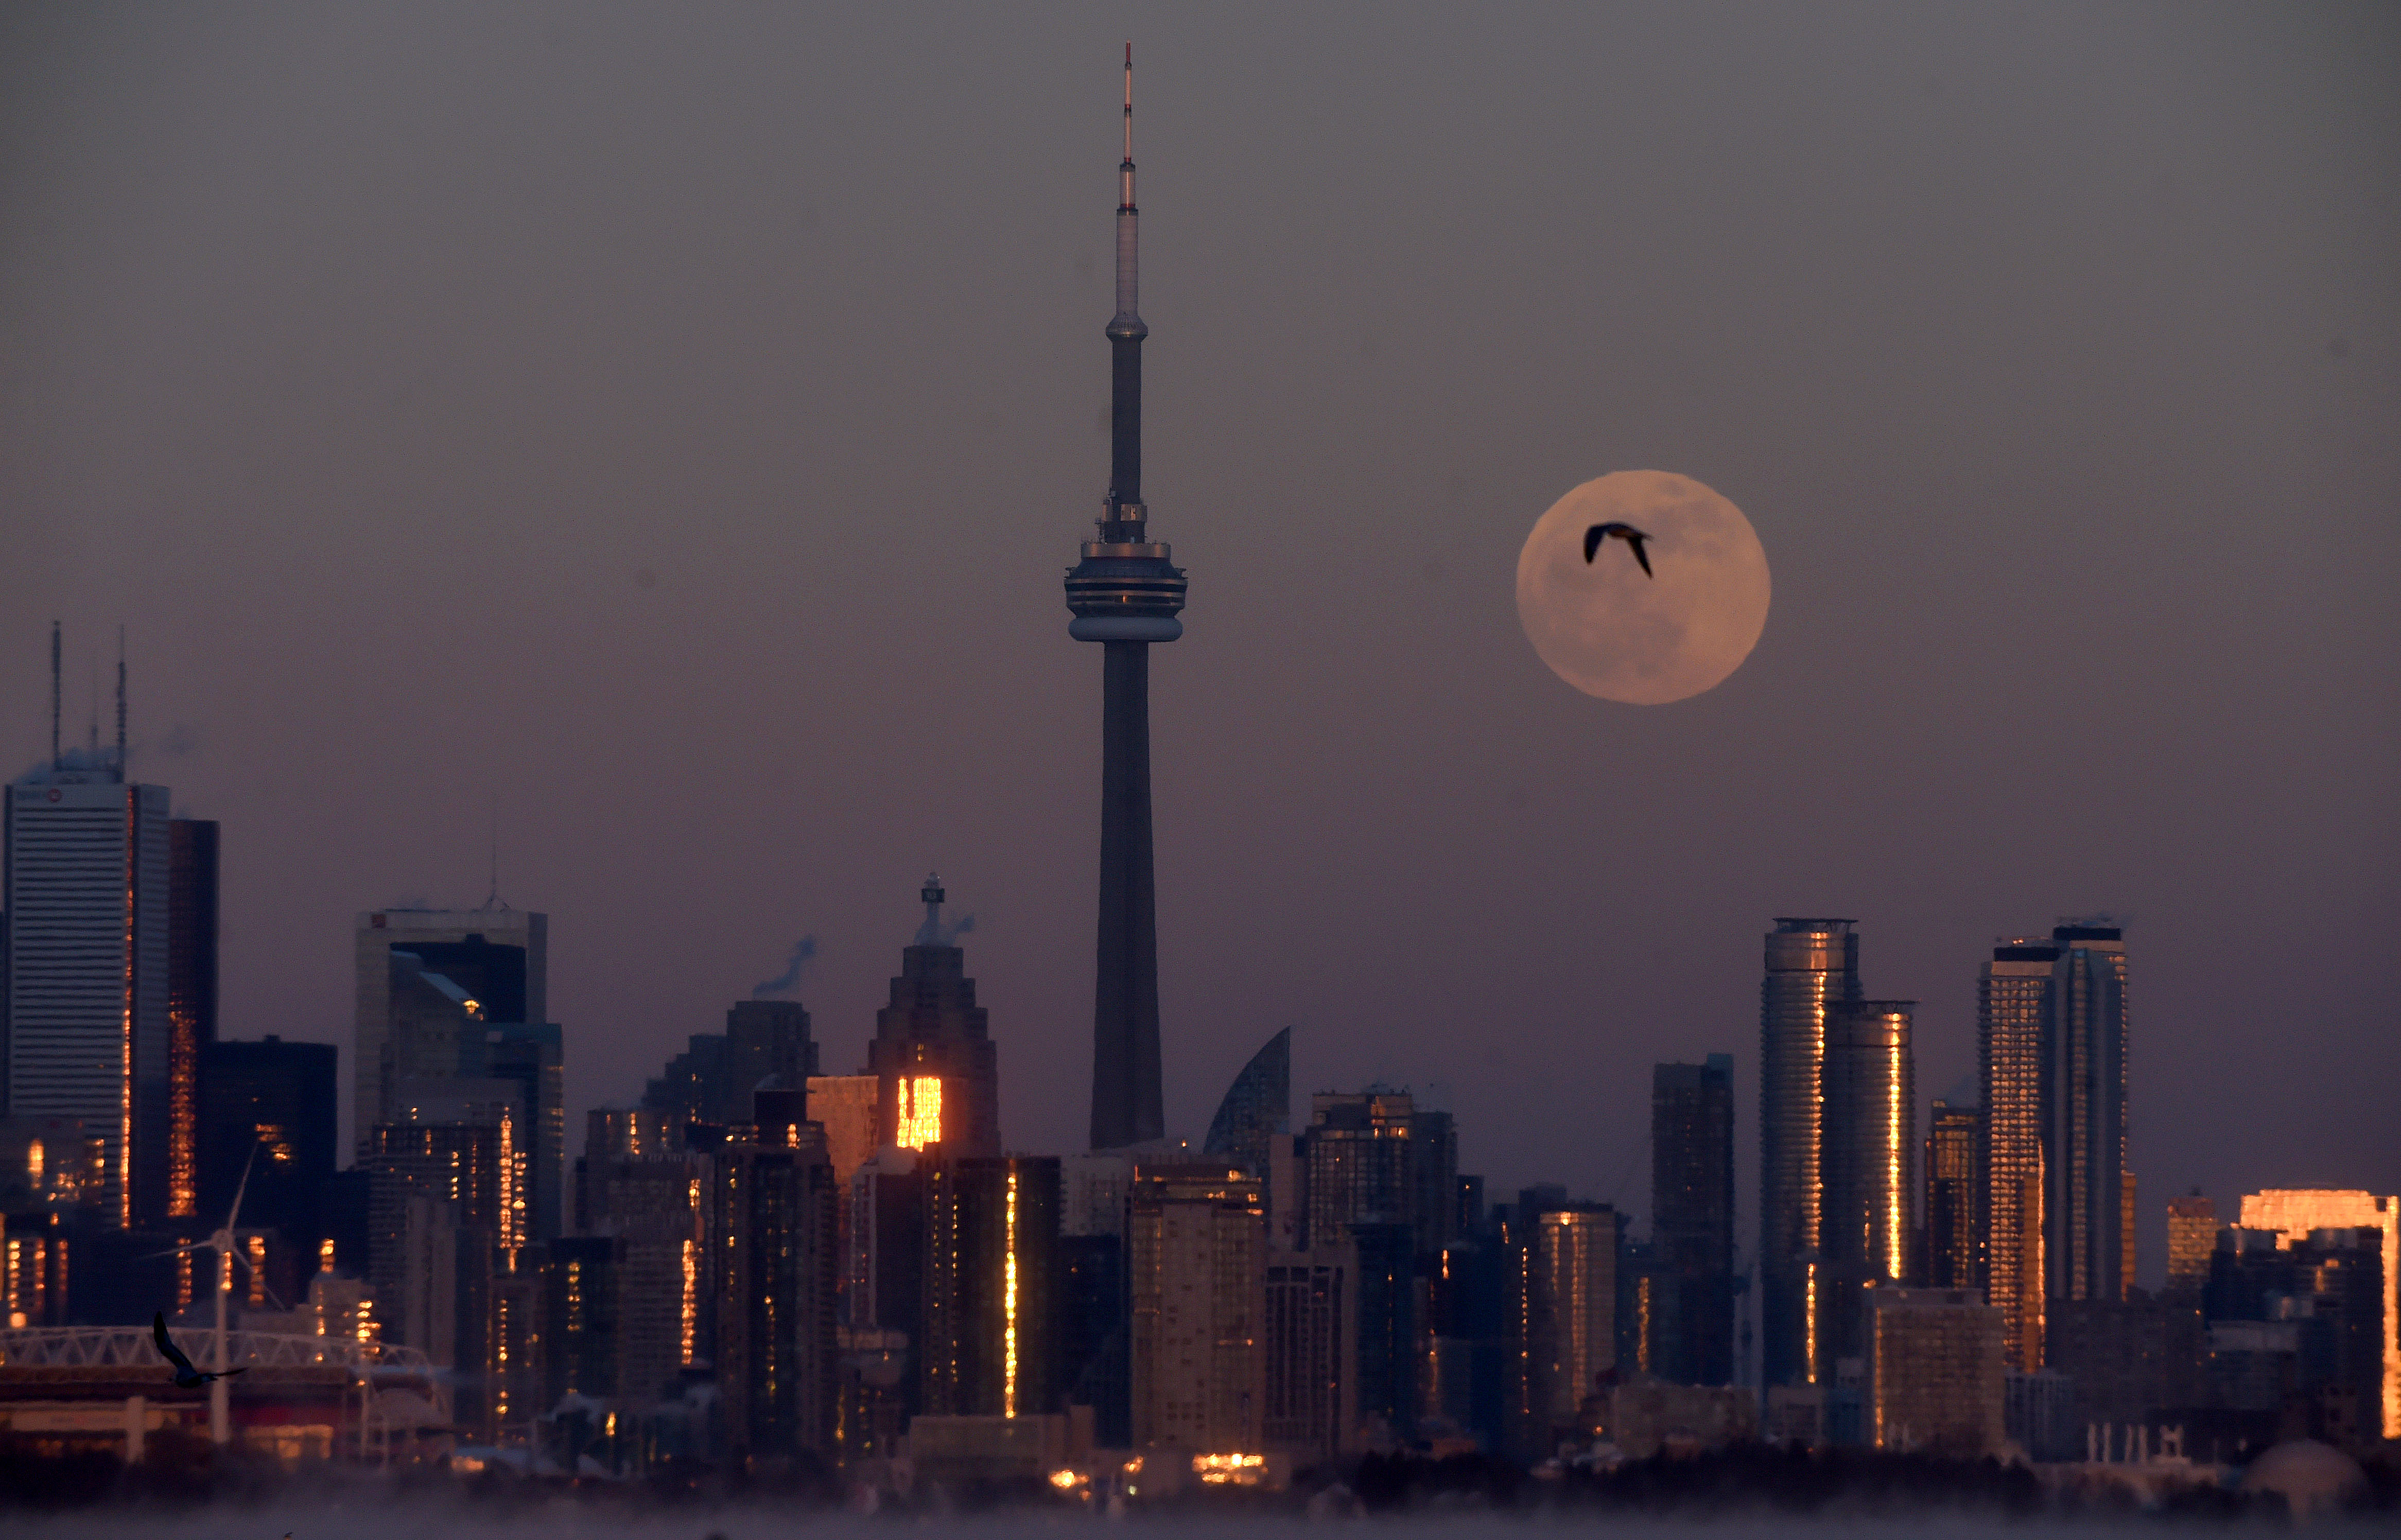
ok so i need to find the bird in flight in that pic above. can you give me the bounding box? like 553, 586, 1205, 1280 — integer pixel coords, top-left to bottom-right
1584, 522, 1653, 577
152, 1312, 246, 1389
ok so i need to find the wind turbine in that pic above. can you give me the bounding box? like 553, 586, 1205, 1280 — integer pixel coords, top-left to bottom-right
155, 1143, 277, 1444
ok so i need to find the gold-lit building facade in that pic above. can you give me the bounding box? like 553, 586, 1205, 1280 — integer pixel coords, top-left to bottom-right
2165, 1192, 2216, 1294
1128, 1163, 1266, 1451
1924, 1100, 1980, 1289
868, 883, 1001, 1160
1866, 1286, 2006, 1456
1760, 918, 1859, 1386
2238, 1189, 2399, 1440
1519, 1205, 1620, 1454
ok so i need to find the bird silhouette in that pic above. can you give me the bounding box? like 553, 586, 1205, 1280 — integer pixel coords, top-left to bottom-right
152, 1312, 246, 1389
1584, 522, 1653, 577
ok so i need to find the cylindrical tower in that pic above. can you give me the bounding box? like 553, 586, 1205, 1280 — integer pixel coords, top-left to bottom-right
1759, 917, 1858, 1387
1821, 1001, 1916, 1284
1069, 47, 1186, 1151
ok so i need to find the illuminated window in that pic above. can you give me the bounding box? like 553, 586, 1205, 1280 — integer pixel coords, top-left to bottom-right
896, 1077, 943, 1150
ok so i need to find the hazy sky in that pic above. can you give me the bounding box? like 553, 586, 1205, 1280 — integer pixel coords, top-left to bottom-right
4, 3, 2395, 1276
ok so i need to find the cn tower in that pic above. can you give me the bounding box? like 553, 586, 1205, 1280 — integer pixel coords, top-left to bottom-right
1067, 45, 1186, 1151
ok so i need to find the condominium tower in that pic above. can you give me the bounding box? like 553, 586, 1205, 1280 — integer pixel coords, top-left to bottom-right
1759, 918, 1860, 1386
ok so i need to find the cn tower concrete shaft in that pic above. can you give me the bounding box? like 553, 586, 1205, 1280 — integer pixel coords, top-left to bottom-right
1067, 46, 1184, 1150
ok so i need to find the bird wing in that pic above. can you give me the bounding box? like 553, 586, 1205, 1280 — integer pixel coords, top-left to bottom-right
1583, 526, 1605, 563
1628, 535, 1654, 577
153, 1312, 197, 1374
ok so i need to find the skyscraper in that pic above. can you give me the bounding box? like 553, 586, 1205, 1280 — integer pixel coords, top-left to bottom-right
166, 817, 218, 1220
1069, 48, 1188, 1152
4, 701, 170, 1228
1202, 1026, 1290, 1178
644, 1000, 820, 1129
866, 877, 1000, 1158
197, 1035, 337, 1248
1302, 1089, 1418, 1248
1820, 1001, 1916, 1366
2164, 1192, 2216, 1296
1759, 918, 1859, 1387
1652, 1055, 1735, 1385
2236, 1189, 2398, 1440
1924, 1100, 1981, 1290
1979, 922, 2133, 1372
920, 1152, 1060, 1418
353, 906, 548, 1153
1128, 1163, 1267, 1451
716, 1122, 841, 1461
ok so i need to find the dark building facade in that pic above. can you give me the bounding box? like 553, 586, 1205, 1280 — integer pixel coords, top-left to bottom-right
1760, 918, 1860, 1387
1069, 50, 1187, 1152
165, 817, 218, 1221
1202, 1026, 1290, 1178
920, 1152, 1060, 1419
1924, 1100, 1980, 1289
715, 1127, 840, 1463
865, 879, 1000, 1158
196, 1035, 336, 1245
1650, 1055, 1736, 1385
642, 999, 819, 1129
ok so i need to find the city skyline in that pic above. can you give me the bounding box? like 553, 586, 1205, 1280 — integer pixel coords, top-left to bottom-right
2, 4, 2394, 1270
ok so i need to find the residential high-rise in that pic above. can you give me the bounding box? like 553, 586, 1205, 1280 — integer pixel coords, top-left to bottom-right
166, 817, 218, 1220
1924, 1101, 1980, 1290
2165, 1193, 2217, 1296
1262, 1243, 1359, 1463
1979, 922, 2133, 1373
716, 1121, 841, 1462
1128, 1163, 1267, 1451
920, 1152, 1060, 1418
487, 1021, 564, 1242
1820, 1002, 1916, 1289
1759, 918, 1859, 1386
1516, 1204, 1622, 1459
2236, 1189, 2398, 1440
866, 878, 1000, 1158
1302, 1089, 1418, 1249
1866, 1287, 2006, 1456
1069, 48, 1188, 1152
1651, 1055, 1736, 1385
353, 906, 548, 1153
4, 748, 170, 1228
1201, 1027, 1290, 1178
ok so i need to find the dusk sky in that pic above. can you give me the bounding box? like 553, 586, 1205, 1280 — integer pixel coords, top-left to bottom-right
4, 3, 2394, 1279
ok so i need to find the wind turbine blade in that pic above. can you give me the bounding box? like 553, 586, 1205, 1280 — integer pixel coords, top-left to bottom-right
226, 1140, 259, 1232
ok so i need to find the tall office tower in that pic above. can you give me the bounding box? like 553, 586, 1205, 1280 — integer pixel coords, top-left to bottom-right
5, 742, 170, 1227
1759, 918, 1859, 1387
1202, 1026, 1290, 1178
197, 1036, 337, 1246
716, 1122, 841, 1461
866, 877, 1000, 1158
645, 1000, 820, 1128
1820, 1002, 1916, 1286
362, 1100, 521, 1428
1924, 1101, 1981, 1290
1866, 1287, 2006, 1456
1302, 1089, 1418, 1248
165, 818, 218, 1220
1515, 1204, 1622, 1459
1979, 922, 2133, 1373
486, 1022, 563, 1241
1128, 1162, 1267, 1451
1059, 1151, 1134, 1444
1069, 49, 1188, 1152
2164, 1193, 2217, 1296
2237, 1189, 2398, 1439
920, 1152, 1061, 1419
353, 906, 547, 1151
1352, 1219, 1418, 1441
580, 1127, 716, 1397
1262, 1243, 1360, 1463
1651, 1056, 1735, 1385
1410, 1109, 1460, 1254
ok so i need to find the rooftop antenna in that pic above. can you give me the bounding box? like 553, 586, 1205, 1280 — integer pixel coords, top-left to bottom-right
49, 621, 60, 771
478, 810, 509, 911
115, 625, 126, 783
88, 663, 98, 760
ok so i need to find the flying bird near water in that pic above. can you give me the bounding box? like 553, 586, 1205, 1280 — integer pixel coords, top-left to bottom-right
1584, 522, 1654, 577
152, 1312, 245, 1389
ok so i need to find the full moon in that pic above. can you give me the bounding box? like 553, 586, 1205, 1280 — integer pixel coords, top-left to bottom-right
1516, 470, 1771, 705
